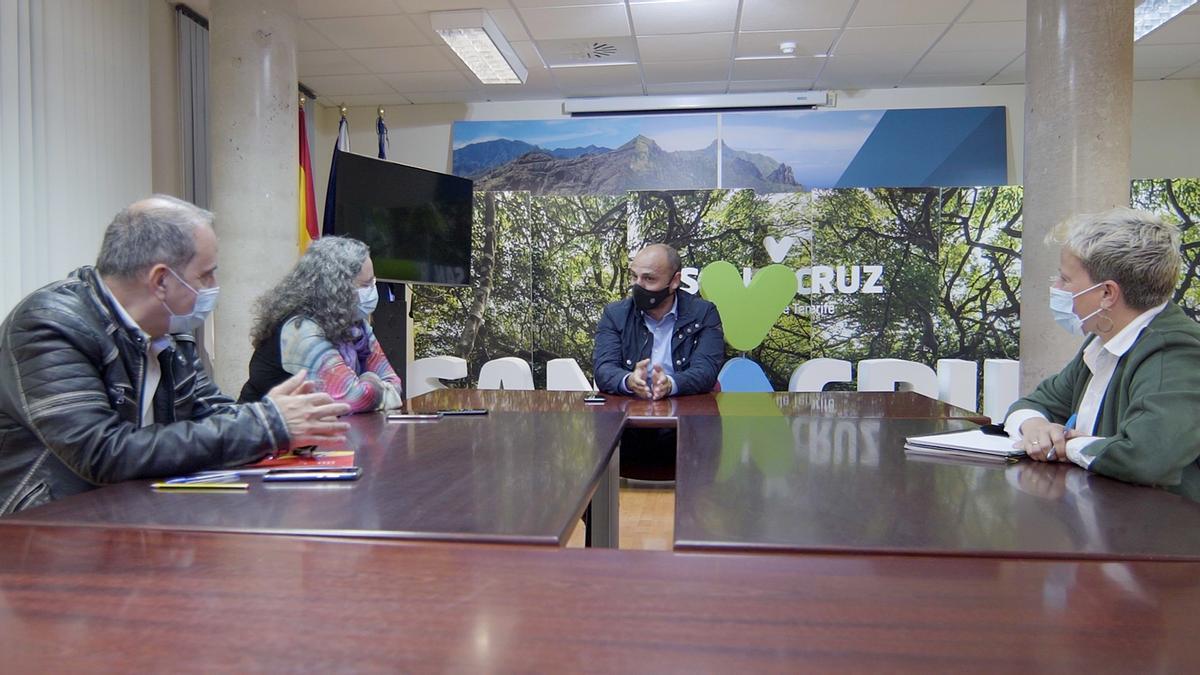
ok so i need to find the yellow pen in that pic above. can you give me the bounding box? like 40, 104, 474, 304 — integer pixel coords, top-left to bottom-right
151, 482, 249, 490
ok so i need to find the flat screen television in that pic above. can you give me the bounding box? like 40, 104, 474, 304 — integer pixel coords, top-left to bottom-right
332, 150, 473, 286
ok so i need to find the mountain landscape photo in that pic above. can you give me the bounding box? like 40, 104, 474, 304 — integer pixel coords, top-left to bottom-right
453, 135, 802, 195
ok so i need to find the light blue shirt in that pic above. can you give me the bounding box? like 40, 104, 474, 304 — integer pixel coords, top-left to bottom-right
620, 296, 678, 395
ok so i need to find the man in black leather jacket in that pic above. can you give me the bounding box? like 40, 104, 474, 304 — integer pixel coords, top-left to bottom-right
0, 195, 350, 514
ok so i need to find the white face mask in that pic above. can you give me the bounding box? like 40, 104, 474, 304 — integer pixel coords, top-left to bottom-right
163, 267, 219, 333
1048, 281, 1104, 336
356, 284, 379, 319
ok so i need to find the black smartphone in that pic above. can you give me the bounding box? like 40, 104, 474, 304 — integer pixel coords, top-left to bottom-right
263, 467, 362, 482
438, 408, 488, 416
583, 394, 605, 404
386, 412, 442, 422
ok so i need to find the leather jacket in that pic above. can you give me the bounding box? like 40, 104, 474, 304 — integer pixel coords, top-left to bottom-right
0, 266, 290, 513
593, 291, 725, 396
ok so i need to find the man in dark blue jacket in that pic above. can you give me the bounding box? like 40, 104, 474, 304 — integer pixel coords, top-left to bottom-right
593, 244, 724, 400
592, 244, 724, 483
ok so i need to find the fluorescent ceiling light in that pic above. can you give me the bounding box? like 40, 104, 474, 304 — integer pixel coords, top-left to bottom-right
563, 91, 835, 115
1134, 0, 1197, 40
432, 10, 527, 85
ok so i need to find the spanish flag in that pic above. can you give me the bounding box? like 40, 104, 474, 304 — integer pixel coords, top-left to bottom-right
298, 105, 319, 251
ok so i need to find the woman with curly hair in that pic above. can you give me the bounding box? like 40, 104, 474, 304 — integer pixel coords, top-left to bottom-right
238, 237, 403, 414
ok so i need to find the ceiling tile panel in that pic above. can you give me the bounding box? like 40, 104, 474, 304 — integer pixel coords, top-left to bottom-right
518, 4, 632, 40
637, 32, 733, 62
642, 59, 731, 83
318, 93, 413, 107
932, 20, 1024, 52
308, 15, 429, 49
349, 46, 457, 73
1135, 44, 1200, 69
296, 0, 401, 20
959, 0, 1026, 23
835, 24, 946, 55
736, 29, 839, 58
511, 0, 623, 7
645, 80, 730, 95
1135, 67, 1182, 80
300, 74, 395, 97
740, 0, 856, 31
299, 50, 372, 77
486, 9, 532, 43
985, 54, 1024, 85
381, 71, 473, 92
511, 41, 550, 70
726, 79, 814, 92
731, 56, 826, 80
298, 21, 339, 51
551, 63, 643, 87
394, 0, 511, 11
912, 49, 1022, 76
1166, 62, 1200, 78
902, 73, 994, 87
629, 0, 738, 35
849, 0, 970, 27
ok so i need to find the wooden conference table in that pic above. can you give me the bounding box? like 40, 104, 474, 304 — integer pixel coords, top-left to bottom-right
7, 390, 1200, 560
3, 523, 1199, 672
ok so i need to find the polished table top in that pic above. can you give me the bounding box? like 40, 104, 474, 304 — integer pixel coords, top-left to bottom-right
5, 410, 625, 545
674, 412, 1200, 559
2, 524, 1198, 672
411, 389, 991, 425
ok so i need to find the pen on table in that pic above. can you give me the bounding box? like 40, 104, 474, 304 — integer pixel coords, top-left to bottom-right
151, 482, 249, 490
164, 471, 241, 485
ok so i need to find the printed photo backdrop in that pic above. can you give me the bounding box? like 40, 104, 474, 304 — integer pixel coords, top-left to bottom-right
412, 179, 1199, 393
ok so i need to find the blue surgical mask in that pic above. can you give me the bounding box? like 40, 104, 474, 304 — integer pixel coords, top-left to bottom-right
1048, 282, 1104, 336
163, 267, 219, 333
356, 284, 379, 319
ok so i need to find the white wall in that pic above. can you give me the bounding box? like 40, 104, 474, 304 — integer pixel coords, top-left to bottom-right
310, 79, 1200, 215
1, 0, 153, 317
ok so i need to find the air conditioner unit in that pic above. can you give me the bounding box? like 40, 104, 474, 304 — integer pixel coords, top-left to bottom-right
562, 91, 835, 116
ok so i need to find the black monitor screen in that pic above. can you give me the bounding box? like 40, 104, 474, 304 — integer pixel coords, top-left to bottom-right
333, 150, 473, 286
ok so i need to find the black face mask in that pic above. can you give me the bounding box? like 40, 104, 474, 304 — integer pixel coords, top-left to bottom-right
631, 283, 672, 312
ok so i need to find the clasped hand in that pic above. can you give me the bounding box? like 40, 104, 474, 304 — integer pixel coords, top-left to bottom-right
627, 359, 672, 401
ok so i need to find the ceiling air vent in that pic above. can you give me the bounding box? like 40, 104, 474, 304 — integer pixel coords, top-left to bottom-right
536, 37, 637, 68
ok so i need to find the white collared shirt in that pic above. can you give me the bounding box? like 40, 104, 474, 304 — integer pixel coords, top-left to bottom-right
1006, 302, 1168, 468
96, 276, 170, 426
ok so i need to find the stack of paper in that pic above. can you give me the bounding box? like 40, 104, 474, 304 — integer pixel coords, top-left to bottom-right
904, 429, 1026, 463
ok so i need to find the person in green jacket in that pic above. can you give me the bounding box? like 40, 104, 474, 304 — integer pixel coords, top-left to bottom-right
1006, 206, 1200, 502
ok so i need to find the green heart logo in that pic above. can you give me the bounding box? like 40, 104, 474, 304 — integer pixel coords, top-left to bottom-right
699, 261, 798, 351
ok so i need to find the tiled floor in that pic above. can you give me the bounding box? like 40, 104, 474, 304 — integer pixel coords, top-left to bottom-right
566, 486, 674, 550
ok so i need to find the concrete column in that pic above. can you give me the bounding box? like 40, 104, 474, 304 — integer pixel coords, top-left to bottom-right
1020, 0, 1134, 390
208, 0, 298, 393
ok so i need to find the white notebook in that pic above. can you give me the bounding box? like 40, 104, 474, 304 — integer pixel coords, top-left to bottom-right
904, 429, 1027, 459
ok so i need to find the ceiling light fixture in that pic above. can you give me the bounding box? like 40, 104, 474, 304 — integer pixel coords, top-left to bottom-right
1134, 0, 1197, 40
431, 9, 527, 85
779, 41, 796, 55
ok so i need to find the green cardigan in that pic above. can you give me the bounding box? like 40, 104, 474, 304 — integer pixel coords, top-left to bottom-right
1007, 303, 1200, 502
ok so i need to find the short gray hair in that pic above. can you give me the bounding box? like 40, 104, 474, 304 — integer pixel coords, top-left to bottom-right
96, 195, 214, 279
250, 236, 371, 347
1048, 207, 1181, 310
